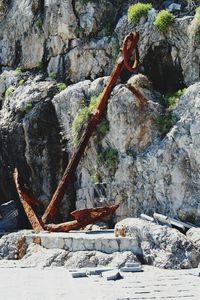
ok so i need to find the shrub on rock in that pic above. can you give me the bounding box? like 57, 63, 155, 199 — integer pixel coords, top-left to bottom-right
128, 3, 152, 23
154, 10, 174, 33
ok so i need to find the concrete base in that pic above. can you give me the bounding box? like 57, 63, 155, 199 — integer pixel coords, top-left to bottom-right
21, 230, 141, 255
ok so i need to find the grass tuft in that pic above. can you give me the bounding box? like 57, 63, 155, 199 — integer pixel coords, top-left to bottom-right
128, 2, 152, 23
154, 10, 174, 33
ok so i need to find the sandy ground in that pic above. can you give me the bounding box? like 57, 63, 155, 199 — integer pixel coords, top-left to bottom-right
0, 266, 199, 300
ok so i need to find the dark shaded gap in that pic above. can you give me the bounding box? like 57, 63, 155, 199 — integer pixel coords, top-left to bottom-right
142, 42, 185, 94
13, 40, 22, 67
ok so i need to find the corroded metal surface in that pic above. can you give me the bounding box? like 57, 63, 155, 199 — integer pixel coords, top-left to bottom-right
45, 220, 80, 232
71, 204, 119, 223
42, 32, 140, 224
127, 85, 148, 109
45, 204, 119, 232
13, 169, 43, 231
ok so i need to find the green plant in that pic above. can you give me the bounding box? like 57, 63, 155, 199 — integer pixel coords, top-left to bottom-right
35, 18, 43, 29
57, 83, 67, 92
88, 95, 99, 112
97, 118, 109, 136
126, 149, 136, 158
80, 0, 89, 4
195, 6, 200, 26
194, 6, 200, 43
71, 94, 104, 145
102, 20, 114, 35
25, 101, 33, 113
195, 31, 200, 43
36, 62, 44, 70
90, 170, 101, 184
97, 147, 119, 174
128, 2, 152, 23
155, 114, 176, 135
5, 87, 14, 97
75, 26, 84, 36
0, 74, 7, 80
153, 10, 174, 33
72, 106, 90, 144
163, 88, 186, 108
19, 79, 25, 86
16, 67, 23, 75
49, 72, 57, 80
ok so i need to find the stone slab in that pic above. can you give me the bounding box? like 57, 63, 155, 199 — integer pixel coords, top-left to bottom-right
120, 266, 142, 272
16, 230, 141, 255
71, 271, 87, 278
125, 262, 141, 267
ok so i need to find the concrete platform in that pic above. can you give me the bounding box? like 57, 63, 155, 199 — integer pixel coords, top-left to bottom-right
21, 230, 141, 255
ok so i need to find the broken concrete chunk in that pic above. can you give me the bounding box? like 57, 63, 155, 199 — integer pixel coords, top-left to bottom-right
71, 271, 88, 278
102, 269, 123, 281
120, 265, 142, 272
86, 267, 113, 275
125, 262, 141, 268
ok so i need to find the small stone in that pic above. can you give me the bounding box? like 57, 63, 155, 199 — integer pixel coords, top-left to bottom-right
71, 271, 88, 278
168, 3, 181, 12
102, 269, 123, 281
120, 266, 142, 272
125, 262, 141, 268
86, 267, 113, 275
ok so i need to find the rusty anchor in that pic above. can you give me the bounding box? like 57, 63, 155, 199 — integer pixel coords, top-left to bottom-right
13, 32, 140, 232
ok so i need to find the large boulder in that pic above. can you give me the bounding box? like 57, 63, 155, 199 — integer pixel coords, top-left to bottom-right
186, 228, 200, 250
116, 218, 200, 269
64, 250, 138, 269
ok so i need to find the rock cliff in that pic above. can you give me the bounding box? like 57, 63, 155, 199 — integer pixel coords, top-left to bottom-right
0, 0, 200, 226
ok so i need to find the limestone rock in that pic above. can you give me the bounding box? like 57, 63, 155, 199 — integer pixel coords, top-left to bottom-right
65, 250, 138, 269
115, 10, 200, 87
0, 70, 74, 218
186, 228, 200, 250
0, 231, 29, 260
0, 0, 118, 81
19, 243, 68, 268
52, 74, 161, 217
116, 218, 200, 269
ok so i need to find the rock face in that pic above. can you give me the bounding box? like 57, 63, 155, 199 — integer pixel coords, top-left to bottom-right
52, 76, 200, 224
1, 69, 200, 225
0, 70, 75, 219
0, 1, 200, 226
0, 1, 199, 86
116, 218, 200, 269
52, 74, 162, 220
116, 9, 200, 89
186, 228, 200, 250
0, 0, 119, 82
